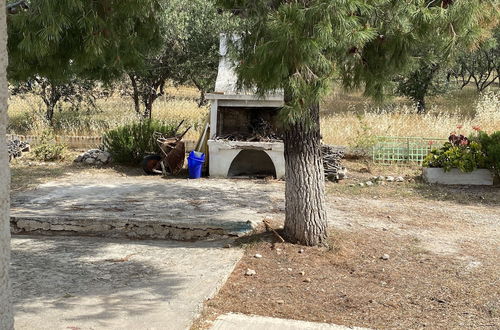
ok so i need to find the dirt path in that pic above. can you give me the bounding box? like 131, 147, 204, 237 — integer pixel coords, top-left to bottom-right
326, 195, 499, 257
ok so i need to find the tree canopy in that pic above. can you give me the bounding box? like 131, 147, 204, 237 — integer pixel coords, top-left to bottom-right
221, 0, 496, 121
7, 0, 166, 82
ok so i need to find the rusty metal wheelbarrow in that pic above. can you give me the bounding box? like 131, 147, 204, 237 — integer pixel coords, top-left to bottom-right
142, 121, 191, 175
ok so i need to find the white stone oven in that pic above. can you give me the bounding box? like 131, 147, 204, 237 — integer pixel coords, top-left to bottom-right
206, 36, 285, 179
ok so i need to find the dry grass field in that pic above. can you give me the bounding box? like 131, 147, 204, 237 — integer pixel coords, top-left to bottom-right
7, 85, 500, 146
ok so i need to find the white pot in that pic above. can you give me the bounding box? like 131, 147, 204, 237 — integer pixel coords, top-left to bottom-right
422, 168, 494, 186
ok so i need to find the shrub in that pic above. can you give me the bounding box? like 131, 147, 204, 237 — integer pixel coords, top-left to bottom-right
423, 133, 486, 173
103, 120, 177, 165
32, 130, 66, 161
472, 131, 500, 178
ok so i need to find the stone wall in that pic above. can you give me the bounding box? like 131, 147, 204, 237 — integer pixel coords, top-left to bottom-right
0, 1, 14, 328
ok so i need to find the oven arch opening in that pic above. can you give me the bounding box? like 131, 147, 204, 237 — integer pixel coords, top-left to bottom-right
227, 149, 277, 178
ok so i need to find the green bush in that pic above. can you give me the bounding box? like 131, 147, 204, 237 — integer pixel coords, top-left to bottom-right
472, 131, 500, 178
32, 130, 66, 161
423, 132, 487, 172
103, 120, 177, 165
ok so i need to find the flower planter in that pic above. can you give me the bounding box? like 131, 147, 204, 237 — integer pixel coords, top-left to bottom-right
423, 168, 494, 186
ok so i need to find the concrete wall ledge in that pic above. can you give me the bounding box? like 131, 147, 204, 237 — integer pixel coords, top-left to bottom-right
423, 168, 494, 186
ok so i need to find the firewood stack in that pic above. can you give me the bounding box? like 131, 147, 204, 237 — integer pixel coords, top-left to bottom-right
322, 144, 347, 182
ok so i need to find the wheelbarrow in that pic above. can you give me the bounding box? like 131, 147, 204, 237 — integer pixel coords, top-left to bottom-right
141, 121, 191, 175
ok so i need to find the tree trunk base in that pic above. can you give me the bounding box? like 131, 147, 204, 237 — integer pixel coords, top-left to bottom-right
283, 103, 328, 246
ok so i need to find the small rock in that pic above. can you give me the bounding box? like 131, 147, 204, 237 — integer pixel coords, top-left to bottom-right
276, 299, 285, 304
371, 176, 379, 181
381, 254, 390, 260
74, 155, 83, 162
387, 215, 392, 219
337, 168, 348, 179
299, 271, 305, 276
298, 249, 304, 254
396, 176, 404, 182
224, 244, 232, 248
365, 181, 374, 186
287, 268, 293, 272
378, 175, 385, 181
254, 254, 262, 259
358, 182, 365, 187
303, 278, 312, 283
245, 269, 256, 276
97, 153, 109, 163
386, 176, 395, 182
84, 157, 96, 165
348, 184, 355, 187
101, 274, 112, 280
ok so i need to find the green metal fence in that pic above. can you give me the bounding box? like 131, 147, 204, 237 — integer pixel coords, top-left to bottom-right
372, 136, 447, 165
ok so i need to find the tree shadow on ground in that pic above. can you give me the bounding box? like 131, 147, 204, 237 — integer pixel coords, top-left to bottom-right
11, 235, 229, 328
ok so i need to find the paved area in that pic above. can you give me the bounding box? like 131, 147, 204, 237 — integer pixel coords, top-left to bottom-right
10, 173, 284, 240
209, 313, 369, 330
11, 235, 243, 330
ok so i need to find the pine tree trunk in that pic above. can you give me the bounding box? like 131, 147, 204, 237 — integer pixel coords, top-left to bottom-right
283, 102, 328, 246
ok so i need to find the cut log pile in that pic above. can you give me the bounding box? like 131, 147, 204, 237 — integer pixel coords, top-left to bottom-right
7, 139, 30, 162
322, 144, 347, 182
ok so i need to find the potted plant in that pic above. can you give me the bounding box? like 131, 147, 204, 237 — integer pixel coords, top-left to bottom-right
422, 130, 495, 185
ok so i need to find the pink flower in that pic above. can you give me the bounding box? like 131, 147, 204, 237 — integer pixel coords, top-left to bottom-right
428, 140, 434, 145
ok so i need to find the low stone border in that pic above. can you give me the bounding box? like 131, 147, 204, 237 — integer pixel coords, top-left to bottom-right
10, 216, 256, 241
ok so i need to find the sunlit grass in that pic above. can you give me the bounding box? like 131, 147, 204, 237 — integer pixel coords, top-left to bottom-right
7, 86, 499, 146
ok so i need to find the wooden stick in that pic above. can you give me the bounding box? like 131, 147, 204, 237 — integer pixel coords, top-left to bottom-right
263, 219, 285, 243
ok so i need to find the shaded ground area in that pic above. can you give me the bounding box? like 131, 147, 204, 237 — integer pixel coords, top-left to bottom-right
11, 235, 242, 330
194, 183, 500, 329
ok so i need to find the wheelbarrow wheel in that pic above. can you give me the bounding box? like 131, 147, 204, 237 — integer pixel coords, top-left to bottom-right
141, 154, 162, 175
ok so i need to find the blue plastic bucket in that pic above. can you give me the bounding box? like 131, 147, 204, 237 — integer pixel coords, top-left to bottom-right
187, 151, 205, 179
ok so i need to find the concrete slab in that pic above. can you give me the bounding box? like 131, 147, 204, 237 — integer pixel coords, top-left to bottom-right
10, 173, 284, 240
209, 313, 369, 330
11, 235, 243, 330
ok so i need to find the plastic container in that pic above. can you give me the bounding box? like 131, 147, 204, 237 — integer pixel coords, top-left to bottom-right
187, 151, 205, 179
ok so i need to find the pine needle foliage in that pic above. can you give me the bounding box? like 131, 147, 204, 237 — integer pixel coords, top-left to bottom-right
218, 0, 498, 128
7, 0, 166, 82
